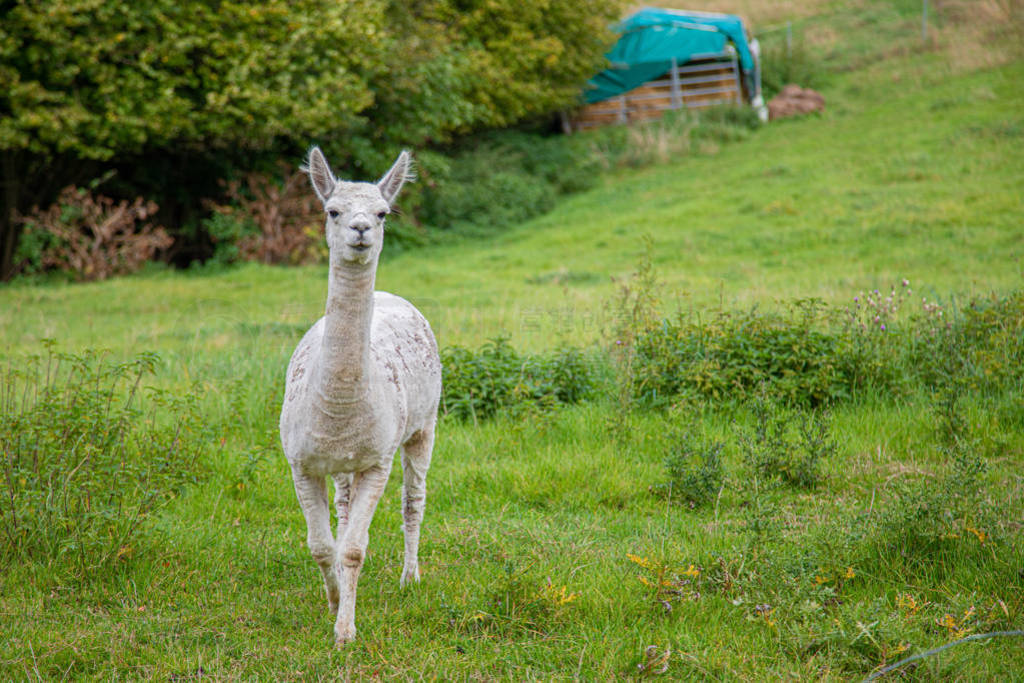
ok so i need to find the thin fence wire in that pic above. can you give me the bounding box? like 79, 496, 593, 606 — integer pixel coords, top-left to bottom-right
862, 630, 1024, 681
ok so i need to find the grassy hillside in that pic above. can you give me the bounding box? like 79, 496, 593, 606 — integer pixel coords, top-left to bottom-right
2, 59, 1021, 355
2, 0, 1022, 679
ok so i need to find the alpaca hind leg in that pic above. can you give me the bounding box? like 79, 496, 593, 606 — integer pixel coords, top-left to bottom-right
400, 426, 435, 587
334, 462, 392, 645
291, 469, 340, 614
332, 472, 352, 543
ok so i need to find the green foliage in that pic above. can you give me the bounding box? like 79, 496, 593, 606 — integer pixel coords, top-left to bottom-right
11, 219, 59, 278
633, 302, 862, 408
945, 291, 1024, 392
370, 0, 624, 147
0, 1, 380, 160
632, 289, 1024, 410
738, 395, 836, 490
420, 130, 600, 237
0, 344, 203, 574
759, 36, 829, 100
441, 338, 595, 422
652, 434, 724, 507
424, 164, 556, 238
0, 0, 625, 278
201, 212, 256, 268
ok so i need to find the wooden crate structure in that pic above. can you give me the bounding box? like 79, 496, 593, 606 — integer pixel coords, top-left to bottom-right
570, 49, 743, 131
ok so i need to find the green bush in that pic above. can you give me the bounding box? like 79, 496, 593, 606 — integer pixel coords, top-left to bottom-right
913, 290, 1024, 392
629, 290, 1024, 410
1, 0, 626, 279
425, 167, 556, 237
652, 434, 725, 507
201, 212, 257, 267
473, 131, 601, 195
420, 129, 602, 237
632, 304, 864, 408
0, 344, 204, 574
441, 338, 595, 422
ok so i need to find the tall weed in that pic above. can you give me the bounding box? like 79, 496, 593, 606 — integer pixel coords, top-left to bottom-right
651, 434, 725, 507
0, 344, 204, 575
739, 394, 836, 490
633, 301, 862, 408
759, 36, 829, 99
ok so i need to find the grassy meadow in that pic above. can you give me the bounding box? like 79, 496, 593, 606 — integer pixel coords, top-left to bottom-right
2, 1, 1023, 679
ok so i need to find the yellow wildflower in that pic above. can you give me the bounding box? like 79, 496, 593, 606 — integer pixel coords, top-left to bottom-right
627, 553, 653, 569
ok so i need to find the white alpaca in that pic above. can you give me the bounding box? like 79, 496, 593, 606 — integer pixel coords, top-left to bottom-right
279, 147, 442, 645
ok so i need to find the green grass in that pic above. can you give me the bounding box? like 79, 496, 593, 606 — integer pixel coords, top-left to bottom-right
2, 1, 1023, 678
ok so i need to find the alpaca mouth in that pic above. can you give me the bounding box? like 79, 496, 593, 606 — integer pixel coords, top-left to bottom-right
350, 243, 371, 251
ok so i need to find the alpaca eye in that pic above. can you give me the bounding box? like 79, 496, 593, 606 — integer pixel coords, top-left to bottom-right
376, 211, 387, 220
327, 209, 339, 220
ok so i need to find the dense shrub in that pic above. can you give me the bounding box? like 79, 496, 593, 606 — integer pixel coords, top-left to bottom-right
632, 305, 862, 408
420, 130, 600, 237
631, 289, 1024, 409
424, 166, 556, 237
0, 345, 203, 573
203, 164, 324, 266
14, 185, 172, 281
911, 290, 1024, 392
441, 338, 595, 422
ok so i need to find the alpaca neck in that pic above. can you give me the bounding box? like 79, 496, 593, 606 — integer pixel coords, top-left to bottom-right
317, 260, 376, 408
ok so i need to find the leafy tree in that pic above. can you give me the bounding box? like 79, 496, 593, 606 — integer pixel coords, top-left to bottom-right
0, 0, 385, 278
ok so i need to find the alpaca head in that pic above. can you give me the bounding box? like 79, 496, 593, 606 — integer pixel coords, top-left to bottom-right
306, 147, 413, 266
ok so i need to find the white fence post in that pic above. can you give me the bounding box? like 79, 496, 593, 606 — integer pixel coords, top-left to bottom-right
669, 57, 682, 109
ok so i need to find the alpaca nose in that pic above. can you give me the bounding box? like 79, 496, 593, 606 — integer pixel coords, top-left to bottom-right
350, 221, 372, 237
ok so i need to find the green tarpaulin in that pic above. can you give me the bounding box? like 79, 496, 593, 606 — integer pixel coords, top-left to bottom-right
585, 8, 755, 104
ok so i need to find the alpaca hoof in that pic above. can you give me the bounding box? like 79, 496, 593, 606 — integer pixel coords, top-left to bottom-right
334, 624, 357, 646
400, 566, 420, 588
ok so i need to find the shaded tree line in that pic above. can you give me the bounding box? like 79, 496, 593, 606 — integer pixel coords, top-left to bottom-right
0, 0, 623, 279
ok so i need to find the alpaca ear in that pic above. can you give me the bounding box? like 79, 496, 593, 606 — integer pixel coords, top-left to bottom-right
378, 150, 414, 206
305, 146, 336, 204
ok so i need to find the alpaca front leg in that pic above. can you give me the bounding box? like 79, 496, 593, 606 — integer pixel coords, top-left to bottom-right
334, 463, 391, 645
400, 427, 435, 587
291, 469, 340, 614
